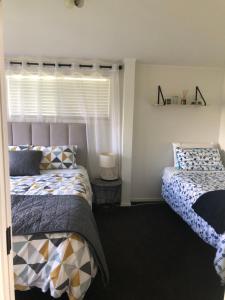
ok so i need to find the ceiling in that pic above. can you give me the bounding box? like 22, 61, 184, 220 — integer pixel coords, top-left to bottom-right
3, 0, 225, 66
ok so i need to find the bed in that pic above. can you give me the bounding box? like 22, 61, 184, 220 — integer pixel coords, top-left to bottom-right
9, 122, 108, 300
162, 166, 225, 283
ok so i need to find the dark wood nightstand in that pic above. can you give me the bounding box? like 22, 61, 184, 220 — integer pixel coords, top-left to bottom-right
91, 178, 122, 205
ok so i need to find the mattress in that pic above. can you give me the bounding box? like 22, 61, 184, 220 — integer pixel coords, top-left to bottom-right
11, 166, 97, 299
162, 167, 225, 282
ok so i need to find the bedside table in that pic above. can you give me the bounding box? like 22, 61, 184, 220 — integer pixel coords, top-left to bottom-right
91, 178, 122, 205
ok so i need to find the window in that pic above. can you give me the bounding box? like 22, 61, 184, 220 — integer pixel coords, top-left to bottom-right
6, 74, 111, 121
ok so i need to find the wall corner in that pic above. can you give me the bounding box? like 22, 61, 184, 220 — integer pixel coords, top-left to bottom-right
121, 58, 136, 206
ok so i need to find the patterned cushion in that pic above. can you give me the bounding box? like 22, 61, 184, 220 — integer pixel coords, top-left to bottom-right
8, 145, 30, 151
32, 145, 77, 170
176, 147, 224, 171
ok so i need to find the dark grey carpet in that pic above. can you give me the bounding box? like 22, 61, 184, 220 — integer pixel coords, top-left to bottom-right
16, 203, 224, 300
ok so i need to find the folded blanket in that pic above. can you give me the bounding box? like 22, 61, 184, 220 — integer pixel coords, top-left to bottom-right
11, 194, 109, 285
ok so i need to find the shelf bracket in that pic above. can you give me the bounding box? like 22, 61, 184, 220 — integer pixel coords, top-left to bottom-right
157, 85, 166, 105
195, 86, 206, 106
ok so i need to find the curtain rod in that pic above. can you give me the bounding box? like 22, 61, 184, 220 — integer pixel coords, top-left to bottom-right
9, 61, 123, 70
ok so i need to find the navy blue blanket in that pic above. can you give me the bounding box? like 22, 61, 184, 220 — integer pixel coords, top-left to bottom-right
192, 190, 225, 234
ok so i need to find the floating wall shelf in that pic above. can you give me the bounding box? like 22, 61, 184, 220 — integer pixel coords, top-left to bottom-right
155, 85, 207, 106
152, 104, 207, 107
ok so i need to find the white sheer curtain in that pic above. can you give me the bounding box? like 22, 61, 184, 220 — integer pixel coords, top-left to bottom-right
77, 65, 121, 177
6, 59, 121, 178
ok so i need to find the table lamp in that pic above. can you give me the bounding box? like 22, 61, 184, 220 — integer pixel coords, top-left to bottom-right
99, 152, 118, 180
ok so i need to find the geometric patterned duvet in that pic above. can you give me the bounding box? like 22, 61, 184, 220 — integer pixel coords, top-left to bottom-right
11, 167, 97, 300
162, 167, 225, 283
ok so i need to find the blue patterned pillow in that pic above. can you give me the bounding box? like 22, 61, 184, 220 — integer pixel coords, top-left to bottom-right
176, 147, 224, 171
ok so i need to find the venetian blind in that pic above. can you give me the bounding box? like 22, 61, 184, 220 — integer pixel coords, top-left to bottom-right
6, 74, 111, 120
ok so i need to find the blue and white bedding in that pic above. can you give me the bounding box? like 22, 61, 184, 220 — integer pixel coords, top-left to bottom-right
162, 167, 225, 282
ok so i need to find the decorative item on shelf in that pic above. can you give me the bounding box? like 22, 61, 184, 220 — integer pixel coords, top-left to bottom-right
99, 152, 118, 181
172, 96, 179, 104
166, 98, 171, 105
181, 89, 188, 105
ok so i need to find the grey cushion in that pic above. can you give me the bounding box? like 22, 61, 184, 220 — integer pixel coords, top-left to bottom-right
9, 150, 42, 176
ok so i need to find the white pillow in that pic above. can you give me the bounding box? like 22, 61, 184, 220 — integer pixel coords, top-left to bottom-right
172, 142, 216, 168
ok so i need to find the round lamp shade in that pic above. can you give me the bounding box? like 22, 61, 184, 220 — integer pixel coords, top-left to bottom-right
99, 153, 118, 180
99, 153, 116, 168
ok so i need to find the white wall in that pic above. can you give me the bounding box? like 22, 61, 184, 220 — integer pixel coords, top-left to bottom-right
3, 0, 225, 67
121, 59, 136, 206
219, 76, 225, 159
131, 64, 225, 201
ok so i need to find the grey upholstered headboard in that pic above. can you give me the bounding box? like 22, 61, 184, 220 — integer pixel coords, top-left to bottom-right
8, 122, 88, 167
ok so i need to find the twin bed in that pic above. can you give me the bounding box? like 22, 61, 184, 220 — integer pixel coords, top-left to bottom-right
162, 144, 225, 283
9, 122, 108, 300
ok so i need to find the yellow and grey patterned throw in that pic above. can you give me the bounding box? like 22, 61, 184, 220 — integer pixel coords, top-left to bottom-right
10, 167, 92, 205
12, 167, 96, 299
32, 145, 77, 170
13, 232, 97, 299
13, 233, 97, 299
